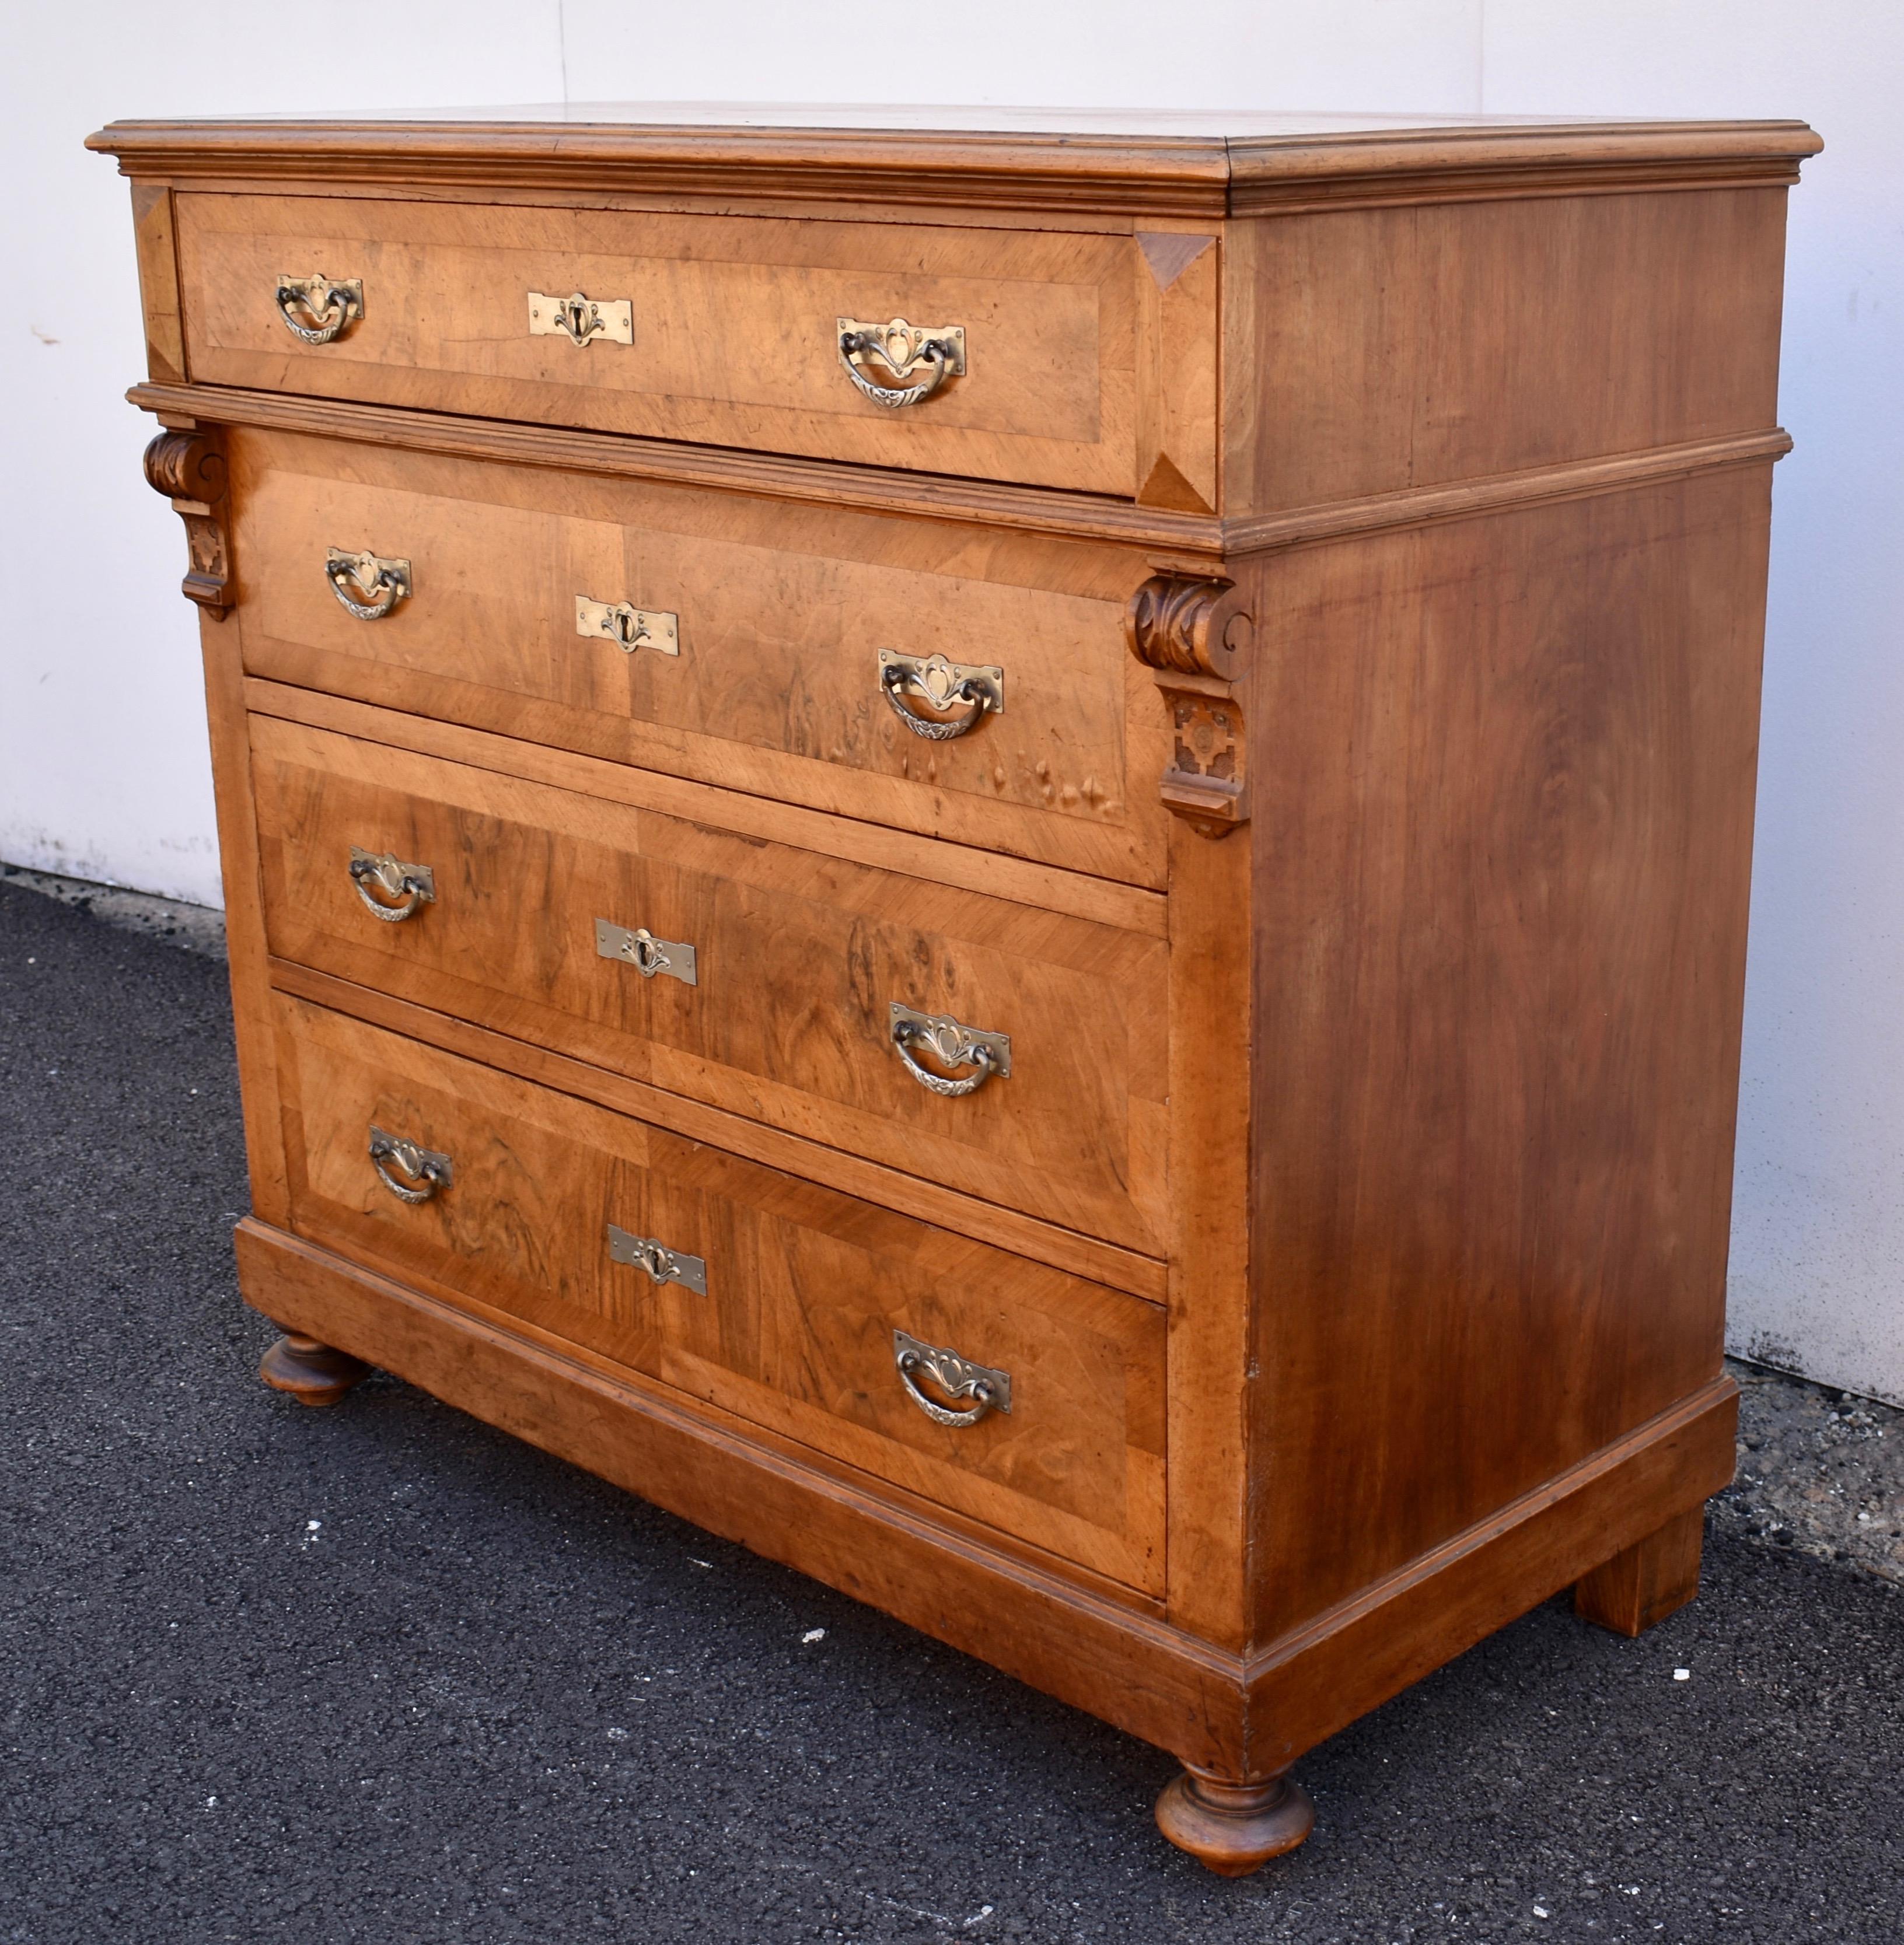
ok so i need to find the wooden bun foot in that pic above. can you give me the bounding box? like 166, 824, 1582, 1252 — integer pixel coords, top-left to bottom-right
259, 1331, 371, 1407
1155, 1766, 1316, 1876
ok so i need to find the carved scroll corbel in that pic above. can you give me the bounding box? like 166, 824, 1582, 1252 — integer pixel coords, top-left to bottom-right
1124, 572, 1253, 838
142, 429, 230, 618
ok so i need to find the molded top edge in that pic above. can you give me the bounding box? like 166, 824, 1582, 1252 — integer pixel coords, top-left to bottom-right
85, 108, 1821, 215
85, 100, 1823, 141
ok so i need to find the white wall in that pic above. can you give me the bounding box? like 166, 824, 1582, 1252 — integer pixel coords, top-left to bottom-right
4, 3, 1899, 1402
0, 6, 564, 903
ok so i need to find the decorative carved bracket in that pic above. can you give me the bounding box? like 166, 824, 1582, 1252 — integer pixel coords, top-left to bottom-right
142, 429, 230, 618
1124, 572, 1253, 838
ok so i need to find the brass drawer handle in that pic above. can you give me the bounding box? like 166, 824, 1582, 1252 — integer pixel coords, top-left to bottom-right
893, 1330, 1012, 1428
837, 317, 966, 408
607, 1223, 708, 1296
575, 596, 680, 657
349, 848, 435, 923
595, 918, 697, 987
528, 291, 634, 348
368, 1125, 452, 1204
879, 650, 1003, 741
889, 1003, 1011, 1097
326, 548, 411, 621
275, 272, 362, 345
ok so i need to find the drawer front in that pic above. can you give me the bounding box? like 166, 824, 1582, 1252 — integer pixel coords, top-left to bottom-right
253, 718, 1170, 1257
178, 194, 1138, 495
231, 429, 1171, 890
275, 994, 1166, 1591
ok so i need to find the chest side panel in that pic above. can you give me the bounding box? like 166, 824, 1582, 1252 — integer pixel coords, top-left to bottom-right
1246, 466, 1772, 1638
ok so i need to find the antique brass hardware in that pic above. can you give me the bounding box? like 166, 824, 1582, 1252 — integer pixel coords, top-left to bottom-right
575, 596, 680, 657
595, 918, 697, 986
326, 548, 411, 620
527, 291, 634, 348
607, 1223, 708, 1297
892, 1330, 1012, 1427
837, 317, 966, 407
878, 650, 1004, 741
889, 1003, 1011, 1097
368, 1125, 452, 1205
274, 273, 363, 344
349, 847, 436, 923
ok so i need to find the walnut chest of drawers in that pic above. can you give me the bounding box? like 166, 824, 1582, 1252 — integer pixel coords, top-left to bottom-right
92, 107, 1819, 1872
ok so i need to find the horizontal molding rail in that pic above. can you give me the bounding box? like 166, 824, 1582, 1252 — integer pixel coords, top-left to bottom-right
131, 382, 1791, 563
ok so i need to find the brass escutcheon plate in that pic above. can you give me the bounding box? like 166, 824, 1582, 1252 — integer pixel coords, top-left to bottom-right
606, 1223, 708, 1296
527, 291, 634, 347
575, 596, 680, 656
595, 918, 697, 985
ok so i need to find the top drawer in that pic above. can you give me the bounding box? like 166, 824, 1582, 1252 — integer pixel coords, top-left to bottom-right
174, 194, 1144, 495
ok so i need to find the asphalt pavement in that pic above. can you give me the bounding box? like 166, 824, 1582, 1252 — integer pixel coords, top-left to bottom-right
2, 877, 1899, 1945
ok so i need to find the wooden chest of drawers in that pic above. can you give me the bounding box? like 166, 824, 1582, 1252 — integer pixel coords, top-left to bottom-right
92, 107, 1819, 1873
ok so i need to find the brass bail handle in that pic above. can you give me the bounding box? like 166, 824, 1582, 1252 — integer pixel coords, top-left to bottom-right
879, 650, 1004, 742
348, 848, 435, 923
892, 1330, 1012, 1428
367, 1125, 453, 1205
837, 317, 967, 408
888, 1004, 1011, 1098
326, 548, 411, 621
274, 273, 363, 345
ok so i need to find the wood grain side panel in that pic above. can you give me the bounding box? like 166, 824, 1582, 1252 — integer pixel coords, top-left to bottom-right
224, 427, 1169, 888
1227, 188, 1792, 513
1248, 468, 1771, 1639
176, 194, 1138, 495
250, 717, 1170, 1256
273, 996, 1166, 1590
